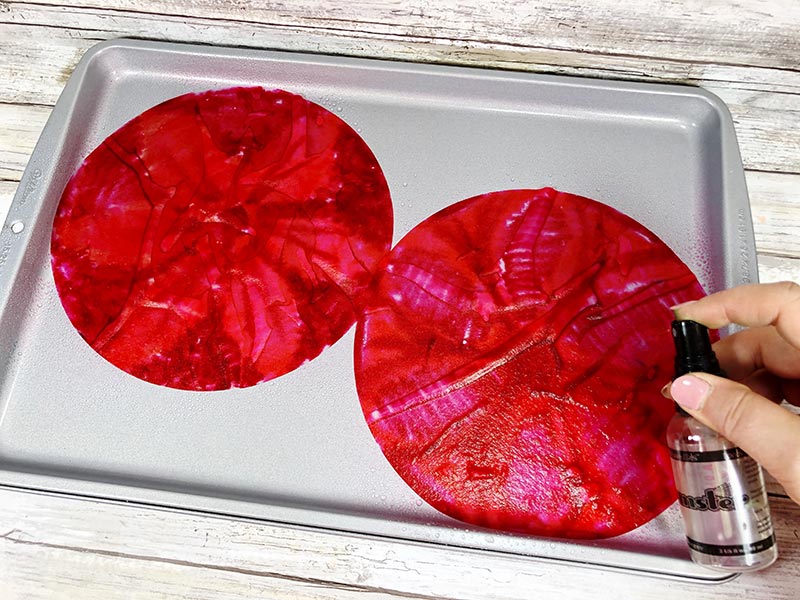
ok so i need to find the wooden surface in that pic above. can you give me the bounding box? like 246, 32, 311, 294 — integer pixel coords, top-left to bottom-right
1, 2, 799, 599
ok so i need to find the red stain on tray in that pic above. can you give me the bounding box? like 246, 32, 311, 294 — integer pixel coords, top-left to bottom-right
355, 188, 705, 539
51, 87, 393, 391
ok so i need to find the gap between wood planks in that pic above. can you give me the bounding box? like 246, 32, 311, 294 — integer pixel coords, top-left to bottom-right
5, 0, 799, 66
3, 1, 800, 88
0, 531, 457, 600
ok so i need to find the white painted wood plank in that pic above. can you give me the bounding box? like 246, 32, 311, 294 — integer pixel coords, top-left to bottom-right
1, 12, 796, 99
4, 0, 799, 95
0, 180, 17, 227
0, 539, 393, 600
4, 1, 798, 91
2, 2, 798, 173
0, 102, 48, 181
757, 254, 800, 283
748, 171, 800, 258
0, 22, 97, 106
747, 170, 800, 208
0, 488, 798, 600
12, 0, 800, 69
713, 86, 800, 173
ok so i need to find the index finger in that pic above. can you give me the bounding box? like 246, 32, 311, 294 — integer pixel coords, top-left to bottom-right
672, 281, 800, 345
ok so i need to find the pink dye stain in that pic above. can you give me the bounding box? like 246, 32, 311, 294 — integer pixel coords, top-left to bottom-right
355, 188, 706, 539
51, 87, 393, 391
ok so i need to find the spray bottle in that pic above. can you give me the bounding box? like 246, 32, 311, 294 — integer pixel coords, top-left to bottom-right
666, 319, 778, 571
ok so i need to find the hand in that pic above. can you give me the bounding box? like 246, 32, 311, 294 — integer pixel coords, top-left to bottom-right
664, 281, 800, 505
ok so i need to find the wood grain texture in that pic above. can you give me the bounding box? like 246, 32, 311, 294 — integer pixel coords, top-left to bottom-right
9, 0, 800, 68
0, 102, 47, 181
747, 171, 800, 260
2, 1, 799, 172
0, 488, 799, 600
1, 1, 799, 599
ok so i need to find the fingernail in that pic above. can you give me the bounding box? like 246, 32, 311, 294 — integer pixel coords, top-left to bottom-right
660, 382, 672, 398
670, 374, 711, 411
670, 300, 697, 316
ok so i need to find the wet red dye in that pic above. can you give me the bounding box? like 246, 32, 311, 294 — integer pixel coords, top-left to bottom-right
355, 188, 706, 539
51, 87, 392, 391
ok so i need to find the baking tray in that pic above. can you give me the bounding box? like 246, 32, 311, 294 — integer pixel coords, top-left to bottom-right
0, 39, 757, 582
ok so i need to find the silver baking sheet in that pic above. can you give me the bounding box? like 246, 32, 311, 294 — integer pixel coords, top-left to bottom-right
0, 39, 757, 583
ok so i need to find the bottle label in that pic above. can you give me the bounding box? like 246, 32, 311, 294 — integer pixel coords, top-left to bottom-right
670, 446, 748, 462
669, 447, 774, 557
676, 482, 747, 512
687, 534, 776, 557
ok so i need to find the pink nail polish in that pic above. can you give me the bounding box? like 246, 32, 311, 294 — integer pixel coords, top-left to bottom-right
670, 375, 710, 411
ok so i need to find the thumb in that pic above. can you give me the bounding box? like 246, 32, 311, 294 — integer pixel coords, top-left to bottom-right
669, 373, 800, 505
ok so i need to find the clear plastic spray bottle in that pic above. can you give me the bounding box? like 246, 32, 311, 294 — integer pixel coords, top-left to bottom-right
666, 320, 778, 572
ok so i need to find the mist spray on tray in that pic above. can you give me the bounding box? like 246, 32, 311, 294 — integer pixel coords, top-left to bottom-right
666, 320, 778, 571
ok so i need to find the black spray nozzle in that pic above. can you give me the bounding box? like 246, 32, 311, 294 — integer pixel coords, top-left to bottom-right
671, 320, 723, 378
